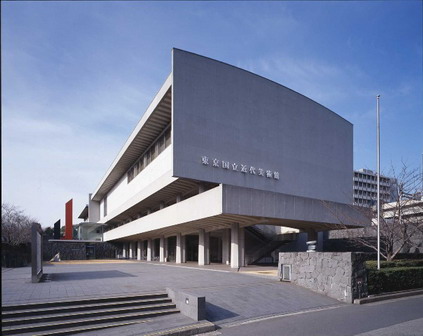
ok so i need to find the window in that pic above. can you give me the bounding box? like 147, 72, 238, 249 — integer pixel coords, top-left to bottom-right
128, 168, 134, 182
126, 124, 171, 183
165, 128, 171, 147
103, 196, 108, 217
158, 135, 165, 153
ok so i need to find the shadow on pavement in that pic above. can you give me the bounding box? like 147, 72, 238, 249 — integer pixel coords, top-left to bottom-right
206, 302, 239, 322
46, 270, 137, 281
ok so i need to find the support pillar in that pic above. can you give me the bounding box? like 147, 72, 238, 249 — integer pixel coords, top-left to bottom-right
205, 232, 210, 265
239, 227, 245, 267
129, 242, 134, 259
181, 235, 186, 263
160, 236, 165, 262
137, 241, 142, 261
176, 233, 182, 264
198, 229, 205, 266
147, 239, 152, 261
122, 243, 127, 258
231, 223, 239, 269
222, 229, 230, 265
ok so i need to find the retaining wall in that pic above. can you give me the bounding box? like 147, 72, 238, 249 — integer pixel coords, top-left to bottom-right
279, 252, 368, 303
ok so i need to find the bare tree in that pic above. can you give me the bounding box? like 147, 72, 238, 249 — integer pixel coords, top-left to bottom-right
324, 164, 423, 261
1, 203, 37, 246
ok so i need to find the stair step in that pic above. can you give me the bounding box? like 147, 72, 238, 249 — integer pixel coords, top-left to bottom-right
2, 292, 168, 312
20, 319, 146, 336
3, 302, 176, 326
2, 308, 180, 335
3, 297, 172, 318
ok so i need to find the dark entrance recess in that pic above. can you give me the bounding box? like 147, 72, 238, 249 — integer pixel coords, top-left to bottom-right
86, 245, 95, 260
167, 236, 176, 262
153, 238, 160, 261
186, 235, 198, 262
210, 236, 222, 263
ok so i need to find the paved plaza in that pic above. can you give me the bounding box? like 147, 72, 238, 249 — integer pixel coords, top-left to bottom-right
2, 261, 340, 334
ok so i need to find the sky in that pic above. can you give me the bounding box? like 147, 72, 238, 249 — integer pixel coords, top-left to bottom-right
2, 1, 422, 227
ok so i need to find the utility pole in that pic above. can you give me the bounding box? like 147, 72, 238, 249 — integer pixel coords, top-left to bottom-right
376, 95, 381, 270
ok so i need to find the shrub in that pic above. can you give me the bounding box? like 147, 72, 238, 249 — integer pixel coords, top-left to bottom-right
367, 266, 423, 295
366, 259, 423, 269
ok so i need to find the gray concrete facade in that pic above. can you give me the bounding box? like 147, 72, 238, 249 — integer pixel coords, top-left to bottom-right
87, 49, 363, 268
172, 49, 353, 205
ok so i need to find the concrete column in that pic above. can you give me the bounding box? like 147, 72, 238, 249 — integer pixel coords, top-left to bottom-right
239, 227, 245, 267
146, 208, 151, 215
181, 235, 186, 263
198, 229, 205, 266
164, 237, 168, 262
122, 243, 127, 258
147, 239, 152, 261
137, 241, 142, 261
222, 229, 230, 265
129, 242, 134, 259
205, 232, 210, 265
231, 223, 239, 269
160, 202, 165, 210
176, 233, 182, 264
160, 236, 165, 262
176, 194, 182, 203
198, 184, 205, 194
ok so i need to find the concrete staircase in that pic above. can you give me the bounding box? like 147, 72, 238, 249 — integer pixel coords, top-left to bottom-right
2, 292, 179, 336
245, 226, 297, 264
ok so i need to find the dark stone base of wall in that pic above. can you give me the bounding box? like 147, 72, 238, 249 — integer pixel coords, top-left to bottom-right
43, 241, 119, 261
279, 252, 369, 303
2, 243, 31, 267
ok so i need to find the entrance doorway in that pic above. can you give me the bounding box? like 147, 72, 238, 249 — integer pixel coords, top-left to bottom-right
185, 235, 198, 262
86, 245, 95, 260
210, 236, 222, 263
167, 236, 176, 262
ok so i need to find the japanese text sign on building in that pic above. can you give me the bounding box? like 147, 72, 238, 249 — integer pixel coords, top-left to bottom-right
200, 156, 279, 180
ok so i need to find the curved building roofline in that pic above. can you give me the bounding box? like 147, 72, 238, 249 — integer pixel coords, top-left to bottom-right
172, 47, 352, 126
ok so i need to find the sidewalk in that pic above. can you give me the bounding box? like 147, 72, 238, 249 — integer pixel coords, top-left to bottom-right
2, 261, 340, 334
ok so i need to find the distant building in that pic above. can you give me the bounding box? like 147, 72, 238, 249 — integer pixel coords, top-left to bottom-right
353, 169, 396, 207
74, 205, 105, 241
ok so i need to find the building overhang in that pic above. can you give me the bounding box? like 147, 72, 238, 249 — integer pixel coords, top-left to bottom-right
78, 205, 88, 220
91, 74, 173, 201
104, 184, 369, 242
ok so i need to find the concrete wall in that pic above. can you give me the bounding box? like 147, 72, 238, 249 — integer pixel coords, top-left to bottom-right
104, 185, 223, 241
100, 146, 174, 222
223, 185, 365, 229
166, 288, 206, 321
279, 252, 368, 303
172, 49, 353, 205
43, 241, 119, 261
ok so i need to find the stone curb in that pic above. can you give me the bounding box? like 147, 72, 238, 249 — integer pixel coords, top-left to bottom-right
142, 321, 216, 336
354, 288, 423, 304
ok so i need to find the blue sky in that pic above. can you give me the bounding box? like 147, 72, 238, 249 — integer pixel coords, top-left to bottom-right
2, 1, 422, 227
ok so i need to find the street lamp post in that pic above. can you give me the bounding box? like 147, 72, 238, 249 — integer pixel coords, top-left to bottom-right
377, 95, 381, 270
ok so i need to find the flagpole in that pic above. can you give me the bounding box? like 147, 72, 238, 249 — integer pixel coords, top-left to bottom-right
377, 95, 381, 270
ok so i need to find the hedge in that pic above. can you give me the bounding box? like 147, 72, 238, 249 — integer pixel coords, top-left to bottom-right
366, 259, 423, 269
367, 266, 423, 295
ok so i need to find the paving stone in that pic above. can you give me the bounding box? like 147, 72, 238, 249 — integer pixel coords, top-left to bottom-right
2, 262, 340, 330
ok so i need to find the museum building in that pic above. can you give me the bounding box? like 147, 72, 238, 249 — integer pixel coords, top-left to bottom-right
84, 49, 361, 268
